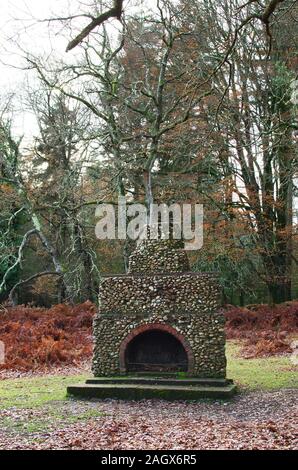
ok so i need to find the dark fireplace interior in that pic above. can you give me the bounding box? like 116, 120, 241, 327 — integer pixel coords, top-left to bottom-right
125, 330, 188, 372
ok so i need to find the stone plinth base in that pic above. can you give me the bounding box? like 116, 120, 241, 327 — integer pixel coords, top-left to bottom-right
67, 377, 237, 400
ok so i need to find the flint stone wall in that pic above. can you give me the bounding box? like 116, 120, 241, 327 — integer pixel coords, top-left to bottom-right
92, 272, 227, 378
128, 239, 190, 273
98, 272, 220, 314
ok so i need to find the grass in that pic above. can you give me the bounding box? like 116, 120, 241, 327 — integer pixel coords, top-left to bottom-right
227, 341, 298, 391
0, 374, 88, 409
0, 341, 297, 413
0, 374, 103, 434
0, 407, 102, 434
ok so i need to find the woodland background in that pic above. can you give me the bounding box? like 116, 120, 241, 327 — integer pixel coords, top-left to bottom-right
0, 0, 297, 308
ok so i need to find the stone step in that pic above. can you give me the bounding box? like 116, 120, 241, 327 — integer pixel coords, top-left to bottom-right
85, 377, 231, 387
67, 382, 237, 400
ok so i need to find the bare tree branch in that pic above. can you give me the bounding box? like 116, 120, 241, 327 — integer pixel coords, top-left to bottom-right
66, 0, 123, 52
262, 0, 286, 23
0, 229, 38, 294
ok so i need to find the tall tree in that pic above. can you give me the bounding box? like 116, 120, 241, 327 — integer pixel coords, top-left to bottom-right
178, 0, 298, 302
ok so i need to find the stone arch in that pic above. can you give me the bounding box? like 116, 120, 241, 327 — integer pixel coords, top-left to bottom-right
119, 323, 195, 374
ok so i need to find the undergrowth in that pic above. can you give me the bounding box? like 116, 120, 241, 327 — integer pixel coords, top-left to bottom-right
0, 302, 95, 370
0, 300, 297, 371
225, 301, 298, 357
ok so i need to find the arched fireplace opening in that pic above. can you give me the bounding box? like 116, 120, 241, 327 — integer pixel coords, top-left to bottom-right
124, 329, 188, 373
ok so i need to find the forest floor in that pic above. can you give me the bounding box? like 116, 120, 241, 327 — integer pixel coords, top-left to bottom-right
0, 341, 297, 450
